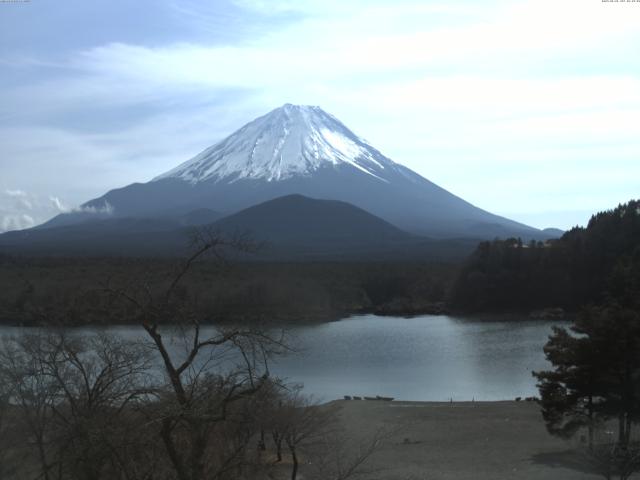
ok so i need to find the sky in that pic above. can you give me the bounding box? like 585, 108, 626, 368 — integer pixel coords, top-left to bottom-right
1, 0, 639, 232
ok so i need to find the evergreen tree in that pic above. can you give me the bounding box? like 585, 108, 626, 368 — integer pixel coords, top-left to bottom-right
534, 250, 640, 450
534, 323, 600, 447
451, 199, 640, 313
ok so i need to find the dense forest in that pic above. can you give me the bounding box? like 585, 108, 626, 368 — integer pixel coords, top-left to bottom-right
0, 257, 456, 326
450, 200, 640, 313
3, 200, 639, 325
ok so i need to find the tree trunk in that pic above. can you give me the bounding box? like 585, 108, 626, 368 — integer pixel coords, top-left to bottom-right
189, 423, 207, 480
625, 415, 632, 446
272, 431, 283, 462
286, 439, 298, 480
619, 414, 626, 447
161, 418, 189, 480
588, 394, 594, 450
36, 431, 51, 480
259, 429, 266, 451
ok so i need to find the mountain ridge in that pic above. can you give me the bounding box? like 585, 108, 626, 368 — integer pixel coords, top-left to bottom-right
36, 104, 553, 240
214, 193, 414, 245
0, 194, 479, 260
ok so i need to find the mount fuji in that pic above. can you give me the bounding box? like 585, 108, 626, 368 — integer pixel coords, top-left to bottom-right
39, 104, 546, 241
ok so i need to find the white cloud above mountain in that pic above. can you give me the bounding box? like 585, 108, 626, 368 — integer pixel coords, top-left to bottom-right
0, 0, 639, 230
0, 190, 69, 233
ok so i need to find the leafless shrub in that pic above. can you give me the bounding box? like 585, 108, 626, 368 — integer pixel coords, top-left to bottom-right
0, 331, 157, 480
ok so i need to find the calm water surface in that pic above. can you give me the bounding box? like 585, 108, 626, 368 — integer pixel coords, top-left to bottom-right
1, 315, 566, 402
278, 314, 565, 401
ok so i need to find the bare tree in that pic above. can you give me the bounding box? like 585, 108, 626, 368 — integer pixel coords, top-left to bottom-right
0, 331, 157, 480
278, 390, 336, 480
106, 229, 289, 480
266, 388, 390, 480
0, 358, 20, 479
0, 333, 61, 480
304, 424, 391, 480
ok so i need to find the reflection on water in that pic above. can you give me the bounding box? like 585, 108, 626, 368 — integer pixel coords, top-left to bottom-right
0, 314, 566, 402
271, 314, 565, 401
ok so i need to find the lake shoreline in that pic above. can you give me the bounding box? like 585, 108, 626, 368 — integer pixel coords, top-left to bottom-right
0, 315, 564, 402
0, 306, 573, 328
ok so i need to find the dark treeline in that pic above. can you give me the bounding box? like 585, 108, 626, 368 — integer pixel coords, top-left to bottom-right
450, 199, 640, 313
0, 256, 457, 326
3, 200, 639, 323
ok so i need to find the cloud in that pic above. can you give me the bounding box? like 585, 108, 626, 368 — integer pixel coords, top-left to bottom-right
49, 196, 69, 213
7, 0, 638, 116
65, 0, 640, 87
0, 190, 70, 233
1, 214, 35, 233
1, 0, 639, 230
73, 201, 114, 215
0, 190, 116, 233
5, 189, 27, 197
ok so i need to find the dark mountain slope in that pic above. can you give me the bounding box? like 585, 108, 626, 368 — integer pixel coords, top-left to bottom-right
213, 194, 413, 246
39, 104, 551, 240
0, 195, 477, 261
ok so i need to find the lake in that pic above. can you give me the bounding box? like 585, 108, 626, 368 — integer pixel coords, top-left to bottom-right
275, 314, 564, 401
0, 314, 566, 402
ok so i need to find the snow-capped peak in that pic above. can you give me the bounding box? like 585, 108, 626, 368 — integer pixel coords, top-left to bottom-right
154, 104, 397, 184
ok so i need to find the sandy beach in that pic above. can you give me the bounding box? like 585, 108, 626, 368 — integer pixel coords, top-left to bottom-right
328, 399, 605, 480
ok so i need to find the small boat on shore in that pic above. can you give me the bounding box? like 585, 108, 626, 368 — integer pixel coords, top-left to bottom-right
361, 395, 395, 401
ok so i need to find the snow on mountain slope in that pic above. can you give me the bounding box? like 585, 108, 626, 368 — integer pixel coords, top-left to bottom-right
36, 103, 550, 240
154, 104, 395, 184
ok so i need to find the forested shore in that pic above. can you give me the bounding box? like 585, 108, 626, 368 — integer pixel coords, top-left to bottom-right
1, 200, 638, 327
0, 257, 457, 326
